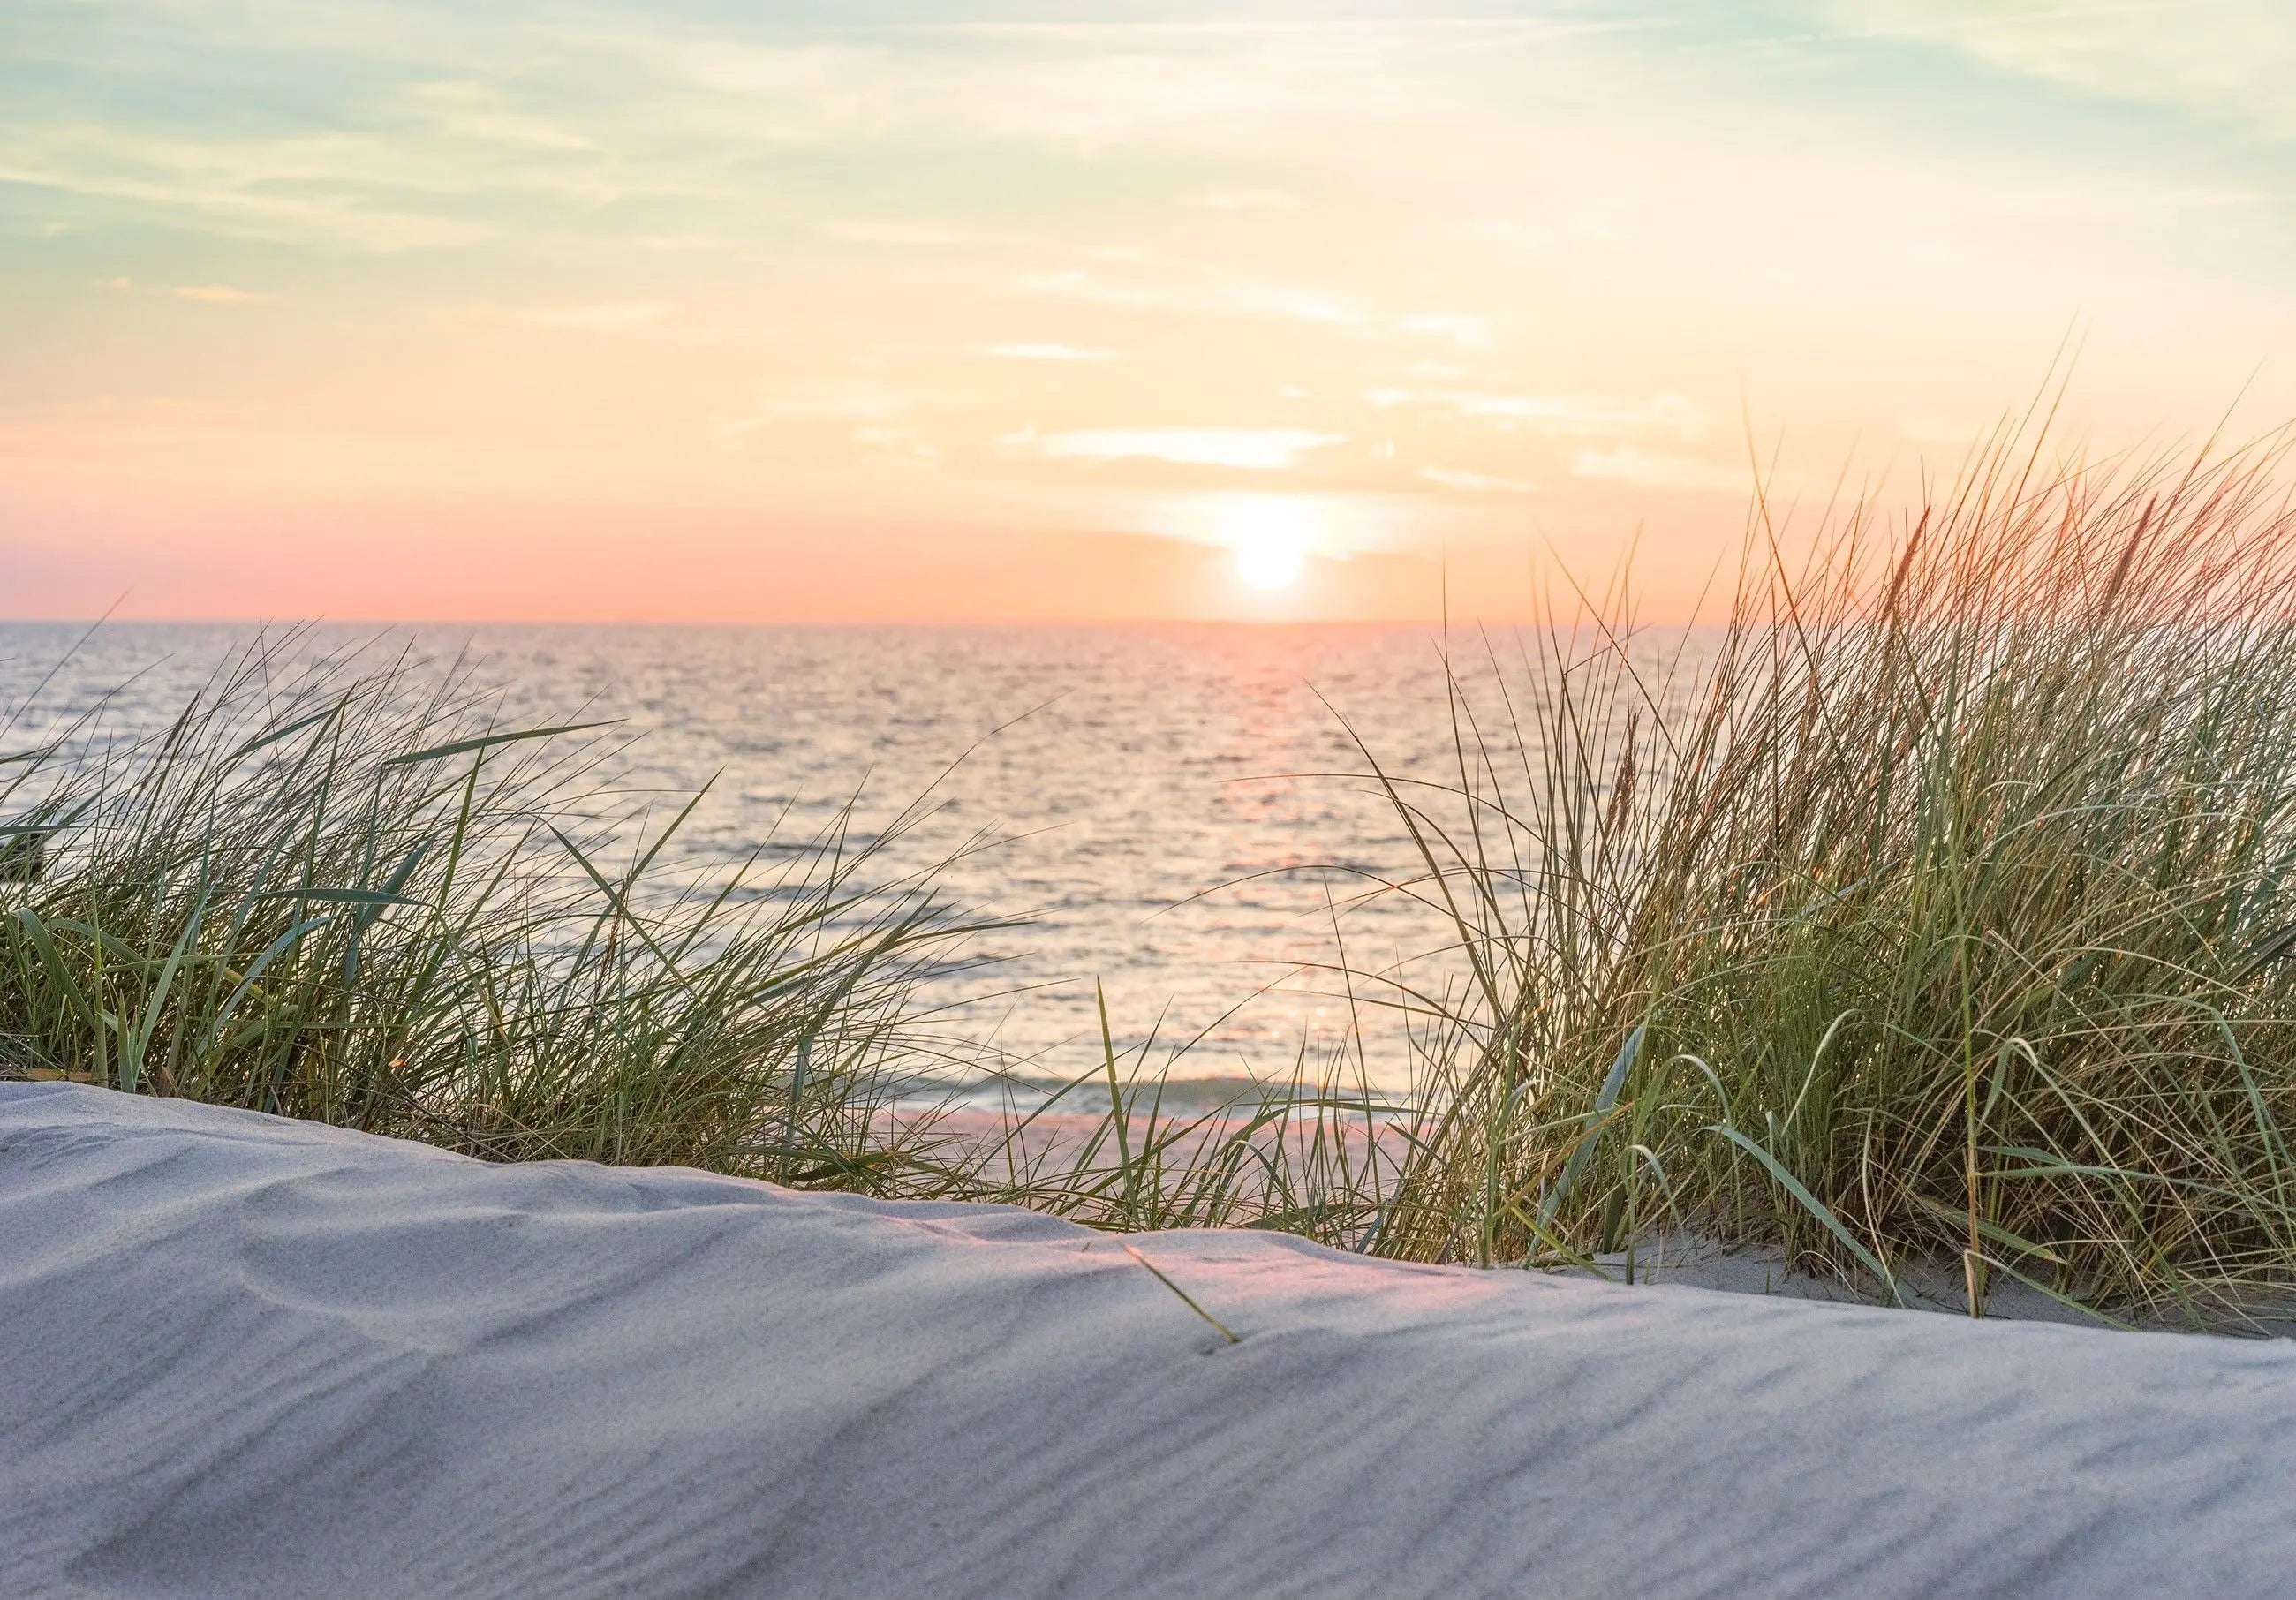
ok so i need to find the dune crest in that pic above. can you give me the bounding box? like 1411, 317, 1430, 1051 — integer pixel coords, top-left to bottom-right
4, 1083, 2292, 1598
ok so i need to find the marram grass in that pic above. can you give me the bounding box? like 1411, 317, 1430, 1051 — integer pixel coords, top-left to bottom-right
1356, 422, 2296, 1324
11, 422, 2296, 1327
0, 630, 1001, 1185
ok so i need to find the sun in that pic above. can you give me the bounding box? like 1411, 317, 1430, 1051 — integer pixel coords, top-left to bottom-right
1236, 533, 1303, 591
1226, 498, 1316, 591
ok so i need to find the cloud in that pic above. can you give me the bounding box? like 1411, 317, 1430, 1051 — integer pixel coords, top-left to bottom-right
0, 130, 493, 253
1570, 447, 1750, 494
1185, 187, 1305, 212
850, 424, 941, 463
709, 381, 920, 447
981, 343, 1114, 361
1020, 268, 1363, 327
402, 81, 598, 155
515, 301, 672, 330
1399, 312, 1493, 351
670, 33, 1418, 153
1819, 1, 2296, 139
827, 221, 978, 247
1002, 426, 1347, 469
91, 276, 271, 303
1453, 392, 1703, 438
1419, 465, 1536, 494
1369, 389, 1705, 440
173, 283, 273, 304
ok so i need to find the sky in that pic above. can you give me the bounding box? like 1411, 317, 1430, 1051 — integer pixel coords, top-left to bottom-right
5, 0, 2296, 623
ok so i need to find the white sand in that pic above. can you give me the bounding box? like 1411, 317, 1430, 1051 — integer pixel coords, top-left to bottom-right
5, 1083, 2294, 1597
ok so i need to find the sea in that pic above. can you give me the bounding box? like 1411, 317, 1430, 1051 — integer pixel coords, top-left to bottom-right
0, 622, 1563, 1095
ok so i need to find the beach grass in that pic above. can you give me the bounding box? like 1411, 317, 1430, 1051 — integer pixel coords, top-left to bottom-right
12, 419, 2296, 1326
0, 628, 1000, 1185
1348, 417, 2296, 1321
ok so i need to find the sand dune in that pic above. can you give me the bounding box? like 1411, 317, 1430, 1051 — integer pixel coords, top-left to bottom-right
4, 1083, 2293, 1598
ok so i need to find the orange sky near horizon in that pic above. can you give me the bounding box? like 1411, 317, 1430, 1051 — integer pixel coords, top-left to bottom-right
6, 2, 2296, 623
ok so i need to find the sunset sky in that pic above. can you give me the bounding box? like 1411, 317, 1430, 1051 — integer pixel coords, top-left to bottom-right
5, 1, 2296, 622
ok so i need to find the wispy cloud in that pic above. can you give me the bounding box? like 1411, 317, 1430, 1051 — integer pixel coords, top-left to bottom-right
850, 424, 941, 463
0, 128, 494, 253
514, 301, 673, 330
89, 276, 270, 304
708, 380, 921, 448
1571, 447, 1749, 494
1185, 187, 1305, 212
670, 32, 1420, 153
1003, 426, 1347, 469
1453, 392, 1703, 438
981, 343, 1114, 361
827, 220, 980, 247
1399, 312, 1493, 351
1370, 389, 1705, 440
1820, 0, 2296, 139
402, 80, 598, 154
1020, 268, 1363, 327
173, 283, 273, 304
1419, 465, 1536, 494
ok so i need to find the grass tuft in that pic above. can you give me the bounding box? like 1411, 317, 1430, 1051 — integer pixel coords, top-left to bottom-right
1352, 419, 2296, 1322
0, 628, 999, 1186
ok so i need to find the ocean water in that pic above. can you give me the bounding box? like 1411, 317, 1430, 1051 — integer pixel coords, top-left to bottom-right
0, 622, 1521, 1091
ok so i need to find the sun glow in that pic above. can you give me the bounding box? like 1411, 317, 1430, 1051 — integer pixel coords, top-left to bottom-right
1227, 498, 1317, 591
